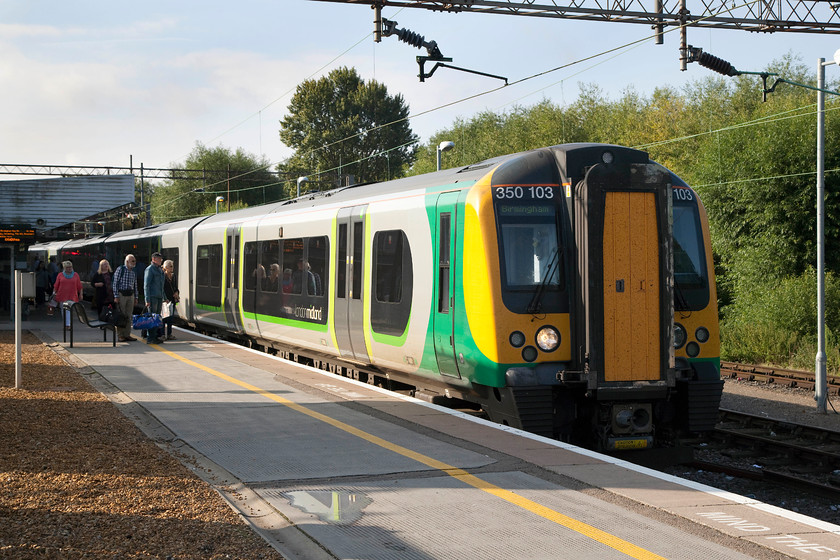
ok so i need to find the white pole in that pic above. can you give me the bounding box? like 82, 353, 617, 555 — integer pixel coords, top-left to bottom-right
816, 57, 828, 414
14, 270, 22, 389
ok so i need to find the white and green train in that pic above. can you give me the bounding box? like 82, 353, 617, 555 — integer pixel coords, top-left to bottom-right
33, 143, 723, 450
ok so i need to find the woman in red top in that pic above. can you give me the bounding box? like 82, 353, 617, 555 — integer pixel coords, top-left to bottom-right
52, 261, 82, 329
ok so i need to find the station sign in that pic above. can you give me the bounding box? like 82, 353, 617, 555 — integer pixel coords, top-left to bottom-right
0, 225, 36, 243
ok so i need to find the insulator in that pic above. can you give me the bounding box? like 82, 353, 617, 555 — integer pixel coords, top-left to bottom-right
697, 52, 739, 77
395, 28, 427, 50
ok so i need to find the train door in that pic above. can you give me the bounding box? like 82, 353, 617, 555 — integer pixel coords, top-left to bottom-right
333, 206, 370, 364
575, 162, 672, 384
601, 191, 660, 381
433, 192, 461, 378
224, 224, 244, 333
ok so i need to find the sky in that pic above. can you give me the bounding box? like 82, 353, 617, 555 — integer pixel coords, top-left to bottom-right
1, 0, 839, 177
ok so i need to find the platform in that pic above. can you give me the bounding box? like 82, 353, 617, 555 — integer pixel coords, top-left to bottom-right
7, 306, 840, 560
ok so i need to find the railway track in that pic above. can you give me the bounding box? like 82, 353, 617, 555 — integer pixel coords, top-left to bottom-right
721, 361, 840, 395
689, 408, 840, 501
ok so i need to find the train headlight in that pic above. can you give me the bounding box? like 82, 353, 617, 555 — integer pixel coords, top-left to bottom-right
686, 341, 700, 358
536, 326, 560, 352
522, 346, 539, 362
674, 323, 686, 349
695, 327, 710, 343
509, 331, 526, 348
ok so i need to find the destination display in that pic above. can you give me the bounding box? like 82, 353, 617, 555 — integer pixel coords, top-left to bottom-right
0, 226, 36, 243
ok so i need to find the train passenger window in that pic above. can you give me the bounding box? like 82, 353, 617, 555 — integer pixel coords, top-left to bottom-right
438, 214, 451, 314
352, 222, 363, 300
196, 244, 222, 288
337, 224, 347, 299
196, 243, 223, 306
260, 240, 280, 293
283, 239, 304, 294
244, 242, 258, 291
371, 230, 413, 336
161, 248, 179, 277
307, 237, 327, 297
374, 230, 404, 303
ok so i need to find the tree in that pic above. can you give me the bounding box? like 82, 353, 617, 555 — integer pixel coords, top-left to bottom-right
151, 143, 280, 223
278, 67, 417, 190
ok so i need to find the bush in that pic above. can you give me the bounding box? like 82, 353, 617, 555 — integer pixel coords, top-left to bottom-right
721, 268, 840, 373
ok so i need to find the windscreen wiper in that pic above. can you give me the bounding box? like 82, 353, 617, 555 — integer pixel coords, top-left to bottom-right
527, 247, 560, 315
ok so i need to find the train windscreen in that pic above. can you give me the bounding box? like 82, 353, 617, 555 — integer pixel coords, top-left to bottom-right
673, 187, 710, 311
494, 185, 566, 314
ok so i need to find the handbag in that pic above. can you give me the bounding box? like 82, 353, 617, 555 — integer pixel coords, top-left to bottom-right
47, 294, 58, 308
100, 304, 126, 327
132, 313, 163, 330
160, 301, 176, 320
99, 306, 115, 324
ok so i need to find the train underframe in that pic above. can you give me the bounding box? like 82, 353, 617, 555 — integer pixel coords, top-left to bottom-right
473, 363, 724, 450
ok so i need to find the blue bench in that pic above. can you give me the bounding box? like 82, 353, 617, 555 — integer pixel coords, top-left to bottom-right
62, 302, 117, 348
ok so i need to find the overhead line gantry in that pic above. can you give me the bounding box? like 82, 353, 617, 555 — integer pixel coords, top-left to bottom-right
313, 0, 840, 70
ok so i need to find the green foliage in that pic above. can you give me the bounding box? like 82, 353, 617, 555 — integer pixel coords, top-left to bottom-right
720, 269, 840, 372
151, 143, 279, 223
278, 67, 417, 190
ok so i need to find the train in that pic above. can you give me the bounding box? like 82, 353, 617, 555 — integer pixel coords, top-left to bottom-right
30, 143, 722, 451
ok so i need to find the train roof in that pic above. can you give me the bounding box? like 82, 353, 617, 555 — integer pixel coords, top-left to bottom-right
61, 234, 108, 248
29, 239, 70, 252
104, 216, 210, 242
82, 143, 662, 239
190, 148, 538, 228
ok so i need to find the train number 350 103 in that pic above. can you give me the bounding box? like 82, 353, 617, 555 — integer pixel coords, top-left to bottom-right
494, 186, 555, 200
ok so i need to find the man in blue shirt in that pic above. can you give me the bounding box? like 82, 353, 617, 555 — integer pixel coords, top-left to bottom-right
144, 252, 166, 344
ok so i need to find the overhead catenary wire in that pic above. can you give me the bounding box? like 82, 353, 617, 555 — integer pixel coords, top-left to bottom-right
156, 0, 821, 220
169, 0, 755, 196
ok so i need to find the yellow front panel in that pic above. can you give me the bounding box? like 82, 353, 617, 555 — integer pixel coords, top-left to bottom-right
603, 192, 660, 381
464, 178, 572, 364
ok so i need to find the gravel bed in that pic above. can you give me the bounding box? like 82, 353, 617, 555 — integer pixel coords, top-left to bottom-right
0, 331, 284, 559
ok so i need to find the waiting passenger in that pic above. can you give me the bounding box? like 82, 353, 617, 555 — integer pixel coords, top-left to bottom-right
91, 259, 114, 316
112, 255, 138, 342
53, 261, 82, 330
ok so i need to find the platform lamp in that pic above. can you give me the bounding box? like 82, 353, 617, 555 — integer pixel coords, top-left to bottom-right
215, 196, 225, 214
437, 141, 455, 171
815, 49, 840, 414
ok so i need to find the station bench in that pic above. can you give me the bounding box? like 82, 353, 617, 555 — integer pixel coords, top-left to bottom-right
62, 302, 117, 348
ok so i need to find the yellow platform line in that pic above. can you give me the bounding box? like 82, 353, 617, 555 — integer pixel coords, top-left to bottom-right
152, 344, 665, 560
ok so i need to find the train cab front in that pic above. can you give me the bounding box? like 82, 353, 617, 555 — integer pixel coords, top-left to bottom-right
455, 144, 720, 450
458, 148, 577, 440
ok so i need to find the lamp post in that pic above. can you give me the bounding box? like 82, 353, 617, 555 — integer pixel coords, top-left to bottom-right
815, 50, 840, 413
215, 196, 225, 214
437, 141, 455, 171
297, 176, 309, 198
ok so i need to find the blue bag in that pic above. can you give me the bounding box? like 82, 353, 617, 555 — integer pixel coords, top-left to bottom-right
132, 313, 163, 330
